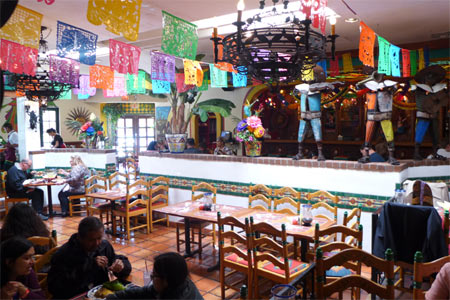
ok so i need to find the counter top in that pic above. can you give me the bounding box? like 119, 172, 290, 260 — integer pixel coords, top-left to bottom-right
30, 148, 116, 154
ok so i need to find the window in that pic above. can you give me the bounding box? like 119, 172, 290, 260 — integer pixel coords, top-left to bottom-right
116, 116, 155, 157
40, 107, 59, 148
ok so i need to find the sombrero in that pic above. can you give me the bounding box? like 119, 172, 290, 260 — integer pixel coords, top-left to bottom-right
414, 65, 446, 85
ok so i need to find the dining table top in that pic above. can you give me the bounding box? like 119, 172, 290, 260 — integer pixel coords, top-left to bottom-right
85, 187, 145, 201
154, 200, 336, 240
23, 178, 66, 187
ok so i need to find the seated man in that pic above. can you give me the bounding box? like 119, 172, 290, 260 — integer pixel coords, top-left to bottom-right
184, 138, 201, 154
359, 146, 385, 163
48, 217, 132, 299
5, 159, 46, 220
213, 138, 234, 155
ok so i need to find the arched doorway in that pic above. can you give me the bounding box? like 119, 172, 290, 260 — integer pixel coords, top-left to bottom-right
191, 113, 223, 153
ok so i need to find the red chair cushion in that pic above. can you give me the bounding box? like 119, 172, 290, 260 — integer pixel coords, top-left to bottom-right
261, 258, 310, 276
224, 253, 249, 266
116, 206, 146, 212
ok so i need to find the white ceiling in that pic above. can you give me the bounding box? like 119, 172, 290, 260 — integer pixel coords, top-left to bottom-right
21, 0, 450, 70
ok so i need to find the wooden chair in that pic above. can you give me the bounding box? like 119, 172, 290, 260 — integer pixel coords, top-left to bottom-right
27, 236, 57, 250
273, 187, 301, 202
108, 172, 129, 190
176, 182, 217, 258
249, 184, 272, 198
273, 196, 301, 259
311, 201, 338, 244
85, 176, 110, 224
1, 171, 29, 214
249, 218, 314, 299
112, 179, 149, 239
306, 190, 340, 204
342, 205, 362, 245
218, 212, 253, 299
316, 247, 395, 300
126, 161, 138, 181
413, 252, 450, 299
248, 194, 272, 211
149, 176, 170, 232
67, 175, 102, 217
34, 246, 60, 298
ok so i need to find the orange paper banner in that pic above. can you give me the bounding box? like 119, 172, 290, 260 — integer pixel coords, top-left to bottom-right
342, 53, 353, 73
401, 49, 410, 77
89, 65, 114, 90
358, 22, 376, 67
183, 59, 204, 87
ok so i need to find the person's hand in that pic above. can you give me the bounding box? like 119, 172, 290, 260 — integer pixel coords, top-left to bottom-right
109, 259, 124, 273
95, 256, 108, 269
1, 281, 27, 299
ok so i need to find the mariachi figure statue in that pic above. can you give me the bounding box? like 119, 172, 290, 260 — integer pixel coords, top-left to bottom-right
357, 71, 399, 165
293, 66, 341, 161
412, 65, 448, 160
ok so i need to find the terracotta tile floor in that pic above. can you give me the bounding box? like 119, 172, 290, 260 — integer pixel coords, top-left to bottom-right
18, 214, 412, 299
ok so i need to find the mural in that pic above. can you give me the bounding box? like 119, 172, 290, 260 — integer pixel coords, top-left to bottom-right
156, 106, 171, 140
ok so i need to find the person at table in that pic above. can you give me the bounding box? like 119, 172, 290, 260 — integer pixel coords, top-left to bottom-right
107, 252, 203, 300
359, 146, 385, 162
57, 155, 90, 217
184, 138, 201, 154
214, 138, 233, 155
48, 216, 132, 299
46, 128, 65, 148
2, 123, 18, 171
0, 203, 50, 254
5, 159, 47, 220
425, 262, 450, 299
0, 237, 45, 300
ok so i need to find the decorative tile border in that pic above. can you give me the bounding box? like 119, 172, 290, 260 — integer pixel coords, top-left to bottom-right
396, 176, 450, 190
141, 172, 390, 212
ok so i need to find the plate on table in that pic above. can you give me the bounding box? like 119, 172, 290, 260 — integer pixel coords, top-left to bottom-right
87, 283, 135, 299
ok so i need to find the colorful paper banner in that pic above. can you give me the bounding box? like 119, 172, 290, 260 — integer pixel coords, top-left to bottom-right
317, 60, 328, 78
329, 56, 340, 77
58, 88, 72, 100
418, 48, 425, 71
175, 73, 195, 93
342, 53, 353, 73
57, 21, 98, 65
87, 0, 142, 41
302, 67, 314, 82
311, 0, 328, 34
48, 55, 80, 85
89, 65, 114, 90
377, 36, 391, 75
127, 70, 146, 94
150, 52, 175, 82
410, 50, 417, 76
109, 39, 141, 75
389, 45, 401, 77
183, 59, 203, 87
151, 79, 171, 94
0, 39, 38, 76
161, 11, 198, 60
73, 75, 97, 96
209, 64, 228, 88
0, 5, 42, 49
103, 77, 127, 97
359, 21, 376, 67
78, 93, 90, 100
232, 72, 247, 87
401, 49, 411, 77
424, 47, 430, 68
198, 70, 209, 91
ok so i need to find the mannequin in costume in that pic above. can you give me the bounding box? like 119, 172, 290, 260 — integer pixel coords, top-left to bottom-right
293, 66, 341, 161
412, 65, 449, 160
357, 72, 399, 165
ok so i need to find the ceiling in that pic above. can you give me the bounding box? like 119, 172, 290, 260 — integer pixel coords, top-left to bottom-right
22, 0, 450, 71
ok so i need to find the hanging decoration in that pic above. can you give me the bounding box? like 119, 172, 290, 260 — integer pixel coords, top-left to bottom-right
232, 72, 247, 87
358, 21, 375, 67
57, 88, 72, 100
389, 45, 401, 77
342, 53, 353, 73
183, 59, 203, 87
198, 70, 209, 91
401, 49, 411, 77
78, 94, 90, 100
215, 62, 235, 73
87, 0, 142, 41
418, 48, 425, 71
0, 5, 42, 49
377, 36, 391, 75
73, 75, 96, 96
48, 54, 80, 85
161, 11, 198, 60
152, 79, 171, 94
56, 21, 98, 65
311, 0, 328, 34
175, 73, 195, 93
0, 39, 38, 76
300, 0, 313, 19
89, 65, 114, 90
209, 64, 227, 88
410, 50, 417, 76
126, 70, 146, 94
423, 47, 430, 67
329, 56, 340, 77
301, 67, 314, 81
150, 51, 175, 82
109, 39, 141, 75
317, 60, 327, 78
103, 77, 127, 97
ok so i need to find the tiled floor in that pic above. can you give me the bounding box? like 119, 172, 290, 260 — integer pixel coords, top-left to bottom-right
35, 214, 413, 299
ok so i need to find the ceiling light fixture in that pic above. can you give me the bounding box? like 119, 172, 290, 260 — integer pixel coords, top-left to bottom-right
345, 17, 359, 23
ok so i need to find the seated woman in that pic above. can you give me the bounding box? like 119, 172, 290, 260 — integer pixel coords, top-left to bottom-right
107, 252, 203, 300
58, 155, 90, 217
0, 203, 50, 254
213, 138, 234, 155
46, 128, 65, 148
0, 237, 45, 300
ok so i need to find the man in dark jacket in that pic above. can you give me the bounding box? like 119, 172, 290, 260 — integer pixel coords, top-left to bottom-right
5, 159, 46, 220
48, 217, 132, 299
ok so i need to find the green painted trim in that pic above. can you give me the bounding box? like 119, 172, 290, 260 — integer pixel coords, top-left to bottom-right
400, 176, 450, 191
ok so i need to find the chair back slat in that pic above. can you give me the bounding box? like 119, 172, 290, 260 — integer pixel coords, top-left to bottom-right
306, 190, 340, 204
273, 196, 300, 215
273, 187, 300, 200
249, 194, 272, 211
28, 236, 57, 249
413, 252, 450, 299
192, 182, 216, 203
250, 184, 272, 197
108, 172, 129, 189
312, 201, 338, 221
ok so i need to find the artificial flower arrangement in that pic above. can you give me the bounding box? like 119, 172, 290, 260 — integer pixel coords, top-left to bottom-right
78, 115, 107, 148
235, 103, 265, 143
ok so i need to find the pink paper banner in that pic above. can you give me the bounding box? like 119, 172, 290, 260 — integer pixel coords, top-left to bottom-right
311, 0, 328, 34
109, 39, 141, 75
49, 55, 80, 85
0, 39, 38, 76
103, 77, 127, 97
73, 75, 96, 96
329, 56, 340, 77
401, 49, 410, 77
175, 73, 195, 93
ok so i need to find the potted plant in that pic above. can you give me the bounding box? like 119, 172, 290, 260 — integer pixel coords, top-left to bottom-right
235, 103, 265, 156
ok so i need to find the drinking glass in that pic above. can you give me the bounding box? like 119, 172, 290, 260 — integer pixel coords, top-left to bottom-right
301, 204, 313, 226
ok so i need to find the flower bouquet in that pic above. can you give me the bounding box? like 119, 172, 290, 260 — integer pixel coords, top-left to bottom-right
79, 118, 105, 149
236, 104, 264, 156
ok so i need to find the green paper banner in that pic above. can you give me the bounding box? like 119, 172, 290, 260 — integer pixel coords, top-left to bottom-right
410, 50, 417, 76
209, 64, 227, 88
127, 70, 146, 94
198, 70, 209, 91
377, 36, 391, 75
58, 88, 72, 100
161, 11, 198, 60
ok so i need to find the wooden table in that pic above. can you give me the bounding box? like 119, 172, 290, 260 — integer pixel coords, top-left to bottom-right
154, 201, 336, 263
24, 179, 65, 217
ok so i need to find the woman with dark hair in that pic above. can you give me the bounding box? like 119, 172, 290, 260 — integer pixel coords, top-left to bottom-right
107, 252, 203, 300
46, 128, 65, 148
0, 203, 50, 254
0, 237, 45, 299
